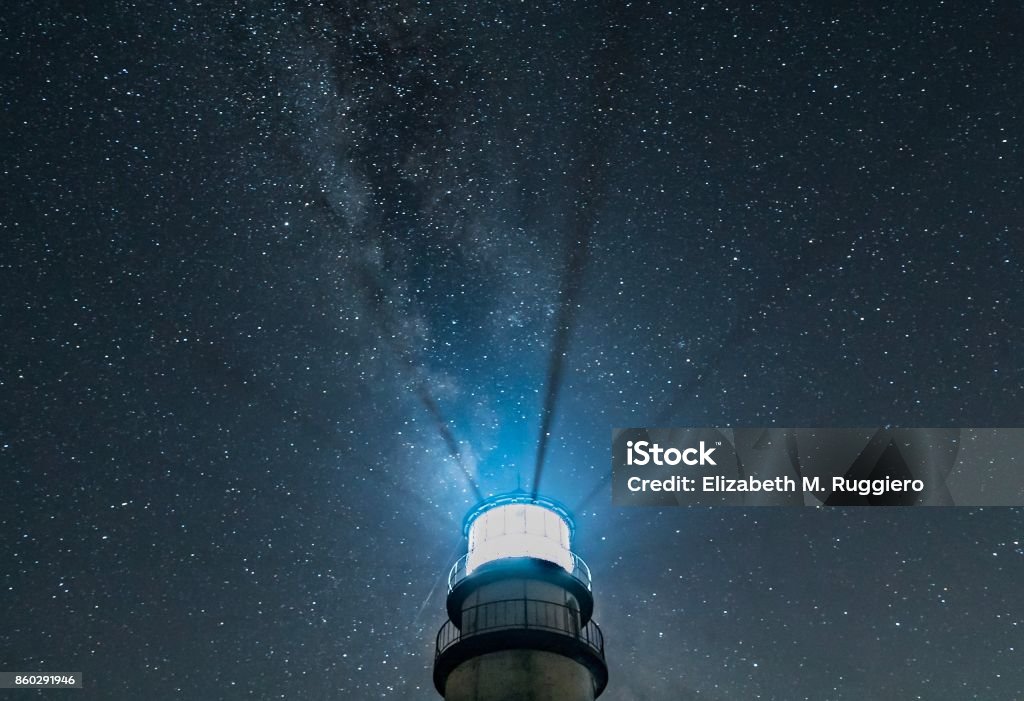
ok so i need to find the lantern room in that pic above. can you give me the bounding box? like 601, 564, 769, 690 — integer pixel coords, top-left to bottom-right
463, 492, 574, 575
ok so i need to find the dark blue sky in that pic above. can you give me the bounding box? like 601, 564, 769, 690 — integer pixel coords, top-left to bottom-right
3, 1, 1022, 698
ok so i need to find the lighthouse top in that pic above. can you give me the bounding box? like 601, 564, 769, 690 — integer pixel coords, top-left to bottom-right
462, 491, 575, 575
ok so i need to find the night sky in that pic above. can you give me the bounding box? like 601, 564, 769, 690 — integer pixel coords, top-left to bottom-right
3, 1, 1023, 699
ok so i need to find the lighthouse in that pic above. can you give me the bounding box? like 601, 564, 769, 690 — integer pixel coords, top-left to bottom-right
433, 491, 608, 700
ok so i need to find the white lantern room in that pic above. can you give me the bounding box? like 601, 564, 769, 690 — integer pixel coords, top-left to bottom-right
463, 493, 574, 575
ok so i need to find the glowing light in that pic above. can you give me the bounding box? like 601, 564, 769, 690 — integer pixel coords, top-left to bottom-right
465, 501, 573, 574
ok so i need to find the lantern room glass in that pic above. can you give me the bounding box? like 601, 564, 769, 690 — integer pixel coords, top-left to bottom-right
465, 502, 573, 574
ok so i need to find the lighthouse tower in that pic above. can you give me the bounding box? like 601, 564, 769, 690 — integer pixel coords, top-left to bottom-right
433, 492, 608, 701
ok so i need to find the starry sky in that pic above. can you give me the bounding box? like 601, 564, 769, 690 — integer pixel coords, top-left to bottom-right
2, 1, 1023, 699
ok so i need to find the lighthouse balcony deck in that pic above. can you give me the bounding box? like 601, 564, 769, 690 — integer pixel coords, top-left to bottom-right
448, 552, 592, 592
433, 598, 608, 696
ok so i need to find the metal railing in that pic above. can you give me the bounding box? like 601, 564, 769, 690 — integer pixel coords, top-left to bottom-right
435, 598, 605, 660
448, 552, 592, 592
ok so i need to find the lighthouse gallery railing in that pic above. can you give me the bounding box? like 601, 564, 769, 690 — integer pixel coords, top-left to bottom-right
435, 598, 605, 660
448, 552, 592, 592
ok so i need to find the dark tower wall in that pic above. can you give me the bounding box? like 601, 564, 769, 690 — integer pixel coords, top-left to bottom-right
445, 649, 596, 701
